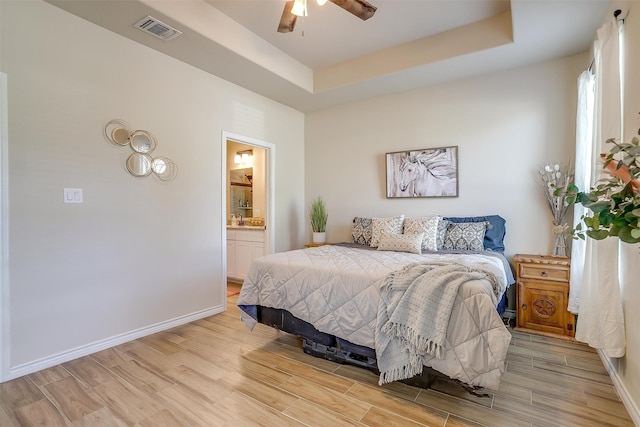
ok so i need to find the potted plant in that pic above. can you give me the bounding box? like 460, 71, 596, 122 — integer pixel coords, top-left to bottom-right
563, 127, 640, 244
309, 196, 328, 243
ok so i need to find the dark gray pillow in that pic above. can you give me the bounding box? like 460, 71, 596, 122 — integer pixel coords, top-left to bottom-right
351, 217, 373, 246
443, 221, 488, 251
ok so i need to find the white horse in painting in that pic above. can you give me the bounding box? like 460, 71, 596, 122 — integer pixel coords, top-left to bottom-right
398, 149, 457, 196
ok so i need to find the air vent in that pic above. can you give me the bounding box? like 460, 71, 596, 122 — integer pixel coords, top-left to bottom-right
134, 15, 182, 41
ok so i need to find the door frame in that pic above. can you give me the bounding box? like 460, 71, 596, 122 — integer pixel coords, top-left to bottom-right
1, 73, 9, 382
221, 131, 275, 305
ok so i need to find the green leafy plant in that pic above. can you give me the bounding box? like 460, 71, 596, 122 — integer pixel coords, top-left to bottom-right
563, 128, 640, 244
309, 196, 328, 233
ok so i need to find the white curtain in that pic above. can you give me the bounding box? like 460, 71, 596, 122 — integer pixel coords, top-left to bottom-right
570, 18, 626, 358
568, 70, 594, 314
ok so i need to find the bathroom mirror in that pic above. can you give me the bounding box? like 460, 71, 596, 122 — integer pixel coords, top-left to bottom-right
230, 168, 252, 186
230, 167, 253, 219
126, 152, 153, 177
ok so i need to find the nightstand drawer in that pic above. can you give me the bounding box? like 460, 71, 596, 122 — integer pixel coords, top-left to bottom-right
520, 264, 570, 282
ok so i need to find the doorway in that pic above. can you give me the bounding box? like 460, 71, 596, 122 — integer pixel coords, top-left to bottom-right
222, 131, 275, 305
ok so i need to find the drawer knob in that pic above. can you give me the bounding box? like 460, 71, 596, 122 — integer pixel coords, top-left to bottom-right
522, 303, 527, 310
541, 271, 547, 277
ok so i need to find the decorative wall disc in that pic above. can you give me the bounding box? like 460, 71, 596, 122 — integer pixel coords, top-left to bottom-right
151, 156, 178, 181
112, 127, 130, 146
126, 152, 153, 177
130, 130, 157, 154
106, 119, 176, 181
104, 119, 132, 146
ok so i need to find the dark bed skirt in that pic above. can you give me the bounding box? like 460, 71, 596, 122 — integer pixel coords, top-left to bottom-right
256, 306, 439, 389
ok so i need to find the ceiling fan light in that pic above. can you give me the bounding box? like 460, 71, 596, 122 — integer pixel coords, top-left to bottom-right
291, 0, 307, 17
316, 0, 328, 5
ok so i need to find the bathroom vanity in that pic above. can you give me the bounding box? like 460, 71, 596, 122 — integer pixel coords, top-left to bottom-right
227, 226, 265, 281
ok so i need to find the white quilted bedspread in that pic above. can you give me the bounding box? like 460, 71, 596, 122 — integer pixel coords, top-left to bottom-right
237, 244, 512, 390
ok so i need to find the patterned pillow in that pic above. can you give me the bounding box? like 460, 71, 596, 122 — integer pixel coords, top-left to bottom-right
370, 215, 405, 247
376, 233, 424, 254
403, 216, 441, 251
351, 217, 373, 245
443, 221, 488, 251
443, 215, 506, 251
436, 219, 451, 250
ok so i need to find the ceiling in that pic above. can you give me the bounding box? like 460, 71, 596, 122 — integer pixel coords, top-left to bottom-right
45, 0, 614, 112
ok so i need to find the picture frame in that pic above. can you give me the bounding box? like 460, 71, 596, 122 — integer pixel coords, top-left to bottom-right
385, 146, 458, 198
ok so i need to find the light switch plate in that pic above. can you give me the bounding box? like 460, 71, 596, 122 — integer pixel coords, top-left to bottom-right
63, 188, 83, 204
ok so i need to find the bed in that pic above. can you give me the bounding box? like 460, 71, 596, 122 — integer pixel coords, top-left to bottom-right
237, 214, 515, 391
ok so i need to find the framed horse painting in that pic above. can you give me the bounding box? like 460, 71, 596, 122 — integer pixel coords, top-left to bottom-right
385, 146, 458, 198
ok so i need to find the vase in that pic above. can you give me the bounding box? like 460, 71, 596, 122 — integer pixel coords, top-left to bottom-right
312, 232, 326, 243
551, 223, 568, 257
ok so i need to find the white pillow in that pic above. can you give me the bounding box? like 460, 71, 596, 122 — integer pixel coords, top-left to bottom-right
370, 215, 405, 247
403, 216, 441, 251
376, 233, 424, 254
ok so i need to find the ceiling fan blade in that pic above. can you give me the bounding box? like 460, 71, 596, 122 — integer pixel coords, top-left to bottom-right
277, 1, 297, 33
329, 0, 377, 21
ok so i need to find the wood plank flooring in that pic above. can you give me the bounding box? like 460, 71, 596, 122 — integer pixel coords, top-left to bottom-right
0, 293, 634, 426
227, 282, 242, 297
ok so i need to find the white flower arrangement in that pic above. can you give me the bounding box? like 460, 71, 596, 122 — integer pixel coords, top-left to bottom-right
538, 162, 574, 257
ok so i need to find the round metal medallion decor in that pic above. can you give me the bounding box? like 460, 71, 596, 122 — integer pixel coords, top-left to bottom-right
129, 130, 157, 154
103, 119, 177, 181
104, 119, 132, 146
126, 153, 153, 177
533, 297, 556, 318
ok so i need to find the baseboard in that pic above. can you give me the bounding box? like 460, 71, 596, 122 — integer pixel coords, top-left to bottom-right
597, 349, 640, 426
6, 304, 224, 381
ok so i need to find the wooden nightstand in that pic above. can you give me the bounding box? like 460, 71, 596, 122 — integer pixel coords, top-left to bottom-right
304, 242, 331, 248
513, 254, 575, 339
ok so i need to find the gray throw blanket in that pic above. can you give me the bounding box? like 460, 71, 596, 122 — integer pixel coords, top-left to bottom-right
375, 261, 503, 385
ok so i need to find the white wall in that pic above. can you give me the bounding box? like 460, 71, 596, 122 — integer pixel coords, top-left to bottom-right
0, 0, 304, 377
619, 243, 640, 423
305, 54, 585, 259
612, 2, 640, 422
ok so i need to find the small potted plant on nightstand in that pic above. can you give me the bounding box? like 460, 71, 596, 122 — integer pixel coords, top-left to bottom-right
309, 196, 328, 243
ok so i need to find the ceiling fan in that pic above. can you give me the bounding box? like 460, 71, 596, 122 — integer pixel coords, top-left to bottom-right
277, 0, 377, 33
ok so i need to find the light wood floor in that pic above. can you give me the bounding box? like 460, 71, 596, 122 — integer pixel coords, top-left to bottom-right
0, 293, 634, 427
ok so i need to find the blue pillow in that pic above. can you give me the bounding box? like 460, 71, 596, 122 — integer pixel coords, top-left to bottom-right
443, 215, 506, 251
